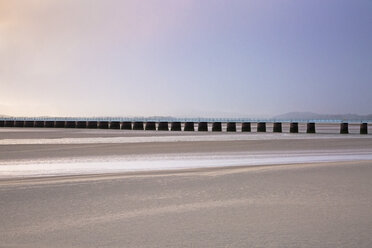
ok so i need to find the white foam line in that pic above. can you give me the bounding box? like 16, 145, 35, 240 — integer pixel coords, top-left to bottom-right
0, 133, 370, 145
1, 150, 372, 178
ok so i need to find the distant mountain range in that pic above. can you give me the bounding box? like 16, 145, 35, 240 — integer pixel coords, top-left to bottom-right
273, 112, 372, 121
1, 112, 372, 120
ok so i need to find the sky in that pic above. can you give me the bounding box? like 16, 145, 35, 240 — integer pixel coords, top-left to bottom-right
1, 0, 371, 117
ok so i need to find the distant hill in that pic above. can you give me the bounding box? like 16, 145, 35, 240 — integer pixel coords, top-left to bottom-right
2, 112, 372, 121
273, 112, 372, 121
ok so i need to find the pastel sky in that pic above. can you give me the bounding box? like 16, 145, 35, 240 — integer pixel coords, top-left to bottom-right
1, 0, 371, 117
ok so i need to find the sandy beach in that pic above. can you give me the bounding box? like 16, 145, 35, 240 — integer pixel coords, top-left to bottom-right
1, 127, 372, 247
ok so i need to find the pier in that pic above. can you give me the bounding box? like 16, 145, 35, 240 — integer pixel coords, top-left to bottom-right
0, 117, 369, 134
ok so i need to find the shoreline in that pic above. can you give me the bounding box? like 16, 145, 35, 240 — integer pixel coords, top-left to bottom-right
0, 160, 371, 186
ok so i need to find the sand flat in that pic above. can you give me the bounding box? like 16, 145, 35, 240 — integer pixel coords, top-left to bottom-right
1, 128, 372, 247
1, 160, 372, 247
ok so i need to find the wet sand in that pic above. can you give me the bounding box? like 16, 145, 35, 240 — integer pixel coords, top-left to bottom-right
1, 127, 372, 162
1, 138, 372, 161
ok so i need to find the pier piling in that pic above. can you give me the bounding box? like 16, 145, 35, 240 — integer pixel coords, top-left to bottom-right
55, 121, 65, 128
273, 122, 282, 133
257, 122, 266, 132
14, 121, 24, 128
145, 122, 156, 130
87, 121, 98, 129
121, 122, 132, 130
109, 121, 120, 129
65, 121, 76, 128
198, 122, 208, 132
307, 122, 316, 133
184, 122, 195, 131
35, 121, 45, 128
45, 121, 55, 128
133, 122, 144, 130
290, 122, 299, 133
242, 122, 251, 132
24, 121, 34, 128
360, 123, 368, 134
340, 123, 349, 134
227, 122, 236, 132
5, 120, 15, 127
158, 122, 169, 131
171, 122, 182, 131
76, 121, 86, 128
98, 121, 109, 129
212, 122, 222, 132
